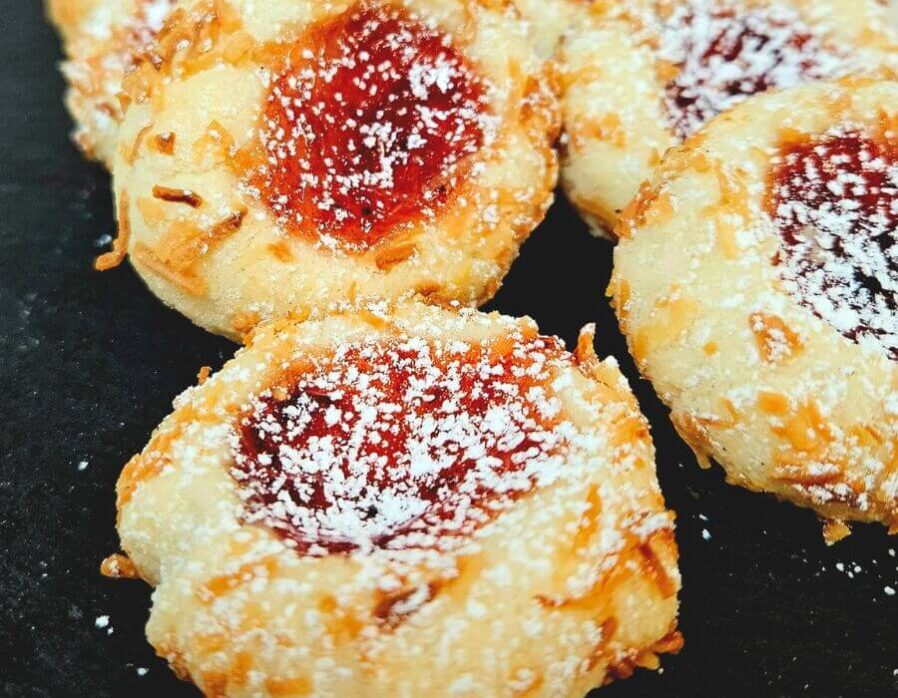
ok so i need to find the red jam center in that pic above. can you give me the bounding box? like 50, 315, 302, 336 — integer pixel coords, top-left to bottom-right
769, 129, 898, 359
231, 335, 571, 555
255, 5, 490, 252
660, 2, 844, 138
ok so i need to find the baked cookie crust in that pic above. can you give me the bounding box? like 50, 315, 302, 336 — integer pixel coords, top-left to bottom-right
612, 79, 898, 539
106, 0, 559, 339
113, 301, 681, 696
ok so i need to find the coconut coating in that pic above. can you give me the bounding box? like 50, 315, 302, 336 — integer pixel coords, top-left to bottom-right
612, 79, 898, 540
48, 0, 178, 165
107, 0, 559, 339
112, 301, 681, 696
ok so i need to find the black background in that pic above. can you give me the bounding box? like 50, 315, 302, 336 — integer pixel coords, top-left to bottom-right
2, 3, 897, 697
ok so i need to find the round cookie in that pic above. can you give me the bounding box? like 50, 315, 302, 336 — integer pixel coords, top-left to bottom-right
554, 0, 898, 237
48, 0, 178, 166
110, 301, 681, 696
612, 79, 898, 540
106, 0, 559, 339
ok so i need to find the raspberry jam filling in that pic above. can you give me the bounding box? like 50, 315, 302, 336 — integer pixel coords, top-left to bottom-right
254, 4, 492, 252
230, 335, 572, 555
660, 1, 845, 138
769, 129, 898, 359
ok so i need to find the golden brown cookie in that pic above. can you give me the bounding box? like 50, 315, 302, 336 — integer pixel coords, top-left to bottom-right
612, 79, 898, 540
112, 301, 681, 696
106, 0, 559, 339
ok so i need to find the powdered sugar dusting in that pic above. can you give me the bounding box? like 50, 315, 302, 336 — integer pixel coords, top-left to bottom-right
660, 0, 847, 137
770, 128, 898, 359
252, 5, 495, 251
230, 334, 577, 555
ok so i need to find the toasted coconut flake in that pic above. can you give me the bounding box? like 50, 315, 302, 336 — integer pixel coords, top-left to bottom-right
152, 185, 204, 208
95, 191, 131, 271
132, 242, 207, 296
100, 553, 140, 579
822, 519, 852, 545
374, 241, 418, 271
231, 311, 261, 336
197, 365, 212, 385
151, 132, 177, 154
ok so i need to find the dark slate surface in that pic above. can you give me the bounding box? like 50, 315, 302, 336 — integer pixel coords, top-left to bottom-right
1, 3, 897, 697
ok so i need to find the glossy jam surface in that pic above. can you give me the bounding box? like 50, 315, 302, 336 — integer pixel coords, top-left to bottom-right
231, 334, 572, 555
769, 129, 898, 358
255, 5, 491, 251
660, 2, 844, 138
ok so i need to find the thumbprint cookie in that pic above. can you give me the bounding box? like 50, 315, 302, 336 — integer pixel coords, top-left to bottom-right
555, 0, 898, 237
612, 79, 898, 540
110, 302, 681, 696
48, 0, 179, 166
105, 0, 559, 339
